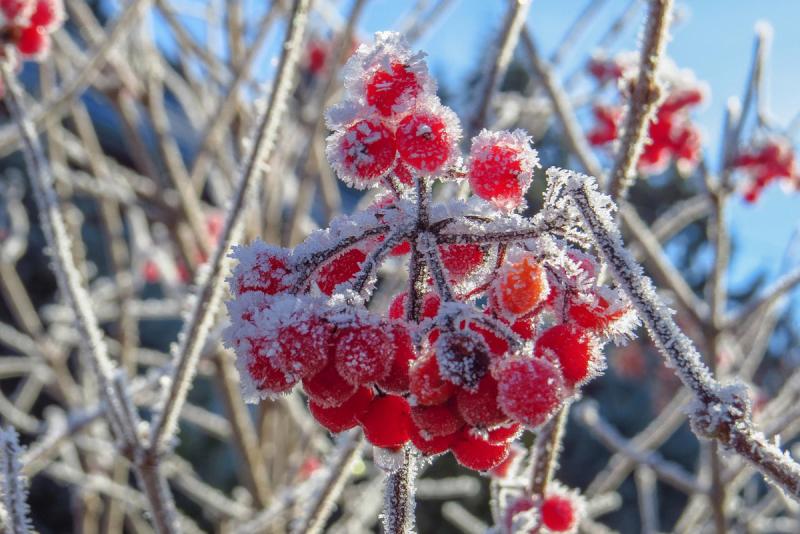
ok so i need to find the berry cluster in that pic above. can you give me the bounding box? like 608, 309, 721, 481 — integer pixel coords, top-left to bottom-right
586, 53, 705, 175
733, 136, 799, 203
0, 0, 63, 60
224, 32, 636, 473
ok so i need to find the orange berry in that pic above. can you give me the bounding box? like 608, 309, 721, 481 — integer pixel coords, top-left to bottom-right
496, 255, 549, 316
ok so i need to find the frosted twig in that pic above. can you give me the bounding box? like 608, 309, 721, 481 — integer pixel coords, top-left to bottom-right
563, 170, 800, 499
382, 447, 418, 534
619, 203, 709, 325
725, 266, 800, 330
0, 0, 151, 157
0, 49, 185, 533
586, 389, 692, 496
607, 0, 673, 200
0, 427, 32, 534
575, 402, 702, 495
291, 432, 363, 534
529, 405, 568, 498
521, 30, 604, 178
148, 0, 312, 453
468, 0, 532, 137
441, 502, 487, 534
635, 467, 659, 534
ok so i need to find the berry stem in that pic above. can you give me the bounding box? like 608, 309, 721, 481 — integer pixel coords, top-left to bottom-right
382, 446, 418, 534
529, 404, 569, 498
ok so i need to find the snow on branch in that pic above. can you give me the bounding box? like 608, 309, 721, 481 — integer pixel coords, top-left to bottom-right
0, 427, 32, 534
557, 167, 800, 498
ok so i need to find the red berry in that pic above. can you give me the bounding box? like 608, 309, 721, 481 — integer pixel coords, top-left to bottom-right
303, 359, 357, 407
309, 387, 374, 433
439, 244, 485, 282
377, 324, 417, 394
497, 357, 564, 427
409, 424, 456, 456
316, 248, 366, 295
233, 243, 292, 296
358, 395, 412, 449
456, 375, 508, 428
452, 429, 510, 471
366, 62, 421, 116
486, 422, 521, 443
393, 162, 414, 185
535, 325, 596, 386
328, 119, 397, 187
511, 318, 536, 340
469, 322, 509, 357
541, 495, 577, 532
409, 354, 455, 406
0, 0, 32, 22
273, 318, 330, 379
388, 291, 439, 321
468, 130, 538, 210
489, 443, 522, 478
334, 324, 393, 385
568, 294, 628, 332
29, 0, 61, 29
410, 400, 464, 437
396, 108, 457, 173
306, 40, 329, 75
16, 25, 48, 57
390, 240, 411, 256
246, 338, 297, 394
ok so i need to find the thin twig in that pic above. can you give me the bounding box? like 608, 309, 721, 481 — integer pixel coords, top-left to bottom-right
607, 0, 673, 200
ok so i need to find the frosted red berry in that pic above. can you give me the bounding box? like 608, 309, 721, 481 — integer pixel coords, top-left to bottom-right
535, 324, 595, 386
409, 353, 455, 406
452, 429, 510, 471
410, 401, 464, 437
233, 243, 292, 296
541, 495, 578, 532
377, 324, 416, 393
309, 386, 374, 433
334, 324, 392, 385
409, 424, 457, 456
439, 243, 485, 282
456, 374, 507, 428
366, 62, 421, 116
303, 359, 357, 408
316, 248, 366, 295
273, 318, 330, 379
396, 108, 457, 173
468, 130, 539, 211
358, 394, 412, 449
486, 422, 521, 444
246, 339, 297, 395
497, 357, 564, 427
328, 119, 397, 187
